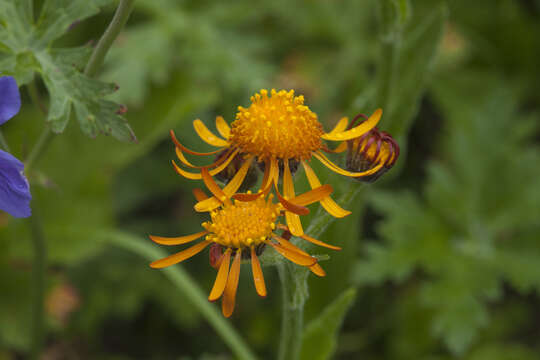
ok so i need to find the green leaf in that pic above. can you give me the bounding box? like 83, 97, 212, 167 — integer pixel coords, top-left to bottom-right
36, 0, 110, 44
0, 0, 136, 142
356, 70, 540, 355
300, 288, 357, 360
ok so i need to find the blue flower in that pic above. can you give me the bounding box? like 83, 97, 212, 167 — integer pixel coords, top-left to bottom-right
0, 76, 31, 218
0, 76, 21, 125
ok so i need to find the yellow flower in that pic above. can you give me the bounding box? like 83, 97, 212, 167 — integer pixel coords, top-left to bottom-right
170, 89, 385, 237
149, 168, 340, 317
345, 114, 400, 182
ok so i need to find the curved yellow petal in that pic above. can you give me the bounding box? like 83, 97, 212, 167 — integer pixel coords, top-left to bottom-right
309, 263, 326, 277
302, 161, 351, 218
195, 156, 254, 212
208, 248, 232, 302
321, 108, 382, 141
290, 184, 333, 207
223, 156, 254, 196
222, 250, 242, 317
175, 147, 234, 169
170, 130, 224, 156
149, 240, 211, 268
193, 119, 230, 147
201, 167, 230, 205
251, 247, 267, 298
300, 233, 342, 251
269, 242, 317, 267
149, 231, 208, 246
328, 116, 349, 134
313, 151, 384, 178
273, 235, 325, 276
283, 160, 303, 236
261, 157, 279, 191
330, 142, 348, 153
171, 149, 239, 180
192, 188, 209, 202
215, 116, 231, 139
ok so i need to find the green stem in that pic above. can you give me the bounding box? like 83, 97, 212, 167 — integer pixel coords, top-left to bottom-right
25, 127, 53, 174
84, 0, 135, 77
0, 130, 10, 152
106, 231, 257, 360
277, 262, 306, 360
28, 211, 46, 360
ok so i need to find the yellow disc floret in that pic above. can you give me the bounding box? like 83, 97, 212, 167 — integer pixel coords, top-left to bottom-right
229, 89, 324, 160
202, 196, 279, 249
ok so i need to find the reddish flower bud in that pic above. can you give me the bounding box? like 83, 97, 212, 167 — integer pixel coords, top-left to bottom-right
345, 114, 399, 182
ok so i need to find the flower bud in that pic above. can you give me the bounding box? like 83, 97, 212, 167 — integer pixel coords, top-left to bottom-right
345, 114, 399, 182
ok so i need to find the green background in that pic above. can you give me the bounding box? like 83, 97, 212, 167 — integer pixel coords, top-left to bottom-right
1, 0, 540, 359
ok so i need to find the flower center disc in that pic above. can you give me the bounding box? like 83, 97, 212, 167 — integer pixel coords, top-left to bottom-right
203, 197, 279, 249
229, 89, 324, 161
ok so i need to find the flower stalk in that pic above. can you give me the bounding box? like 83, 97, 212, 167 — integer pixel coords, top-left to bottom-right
277, 262, 308, 360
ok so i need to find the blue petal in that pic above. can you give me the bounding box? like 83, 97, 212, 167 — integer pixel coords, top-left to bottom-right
0, 150, 31, 218
0, 76, 22, 125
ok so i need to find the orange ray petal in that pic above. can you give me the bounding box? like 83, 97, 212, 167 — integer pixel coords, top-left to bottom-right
232, 191, 265, 202
172, 149, 239, 180
150, 240, 211, 269
259, 159, 271, 190
300, 232, 342, 251
251, 247, 267, 298
275, 186, 309, 215
262, 158, 279, 190
194, 197, 221, 212
192, 188, 209, 202
232, 158, 273, 202
273, 234, 328, 276
222, 156, 254, 195
208, 248, 232, 302
313, 151, 384, 178
201, 167, 230, 205
309, 263, 326, 277
175, 147, 234, 169
195, 156, 254, 211
283, 161, 304, 236
193, 119, 230, 147
269, 242, 317, 266
215, 116, 231, 139
290, 184, 334, 207
149, 231, 209, 246
278, 224, 341, 250
170, 129, 224, 156
222, 250, 242, 317
321, 108, 382, 141
302, 161, 351, 218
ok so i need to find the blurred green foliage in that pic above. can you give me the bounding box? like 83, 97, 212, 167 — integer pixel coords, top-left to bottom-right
1, 0, 540, 359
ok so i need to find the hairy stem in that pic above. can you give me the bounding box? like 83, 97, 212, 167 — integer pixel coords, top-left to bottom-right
277, 262, 306, 360
84, 0, 135, 77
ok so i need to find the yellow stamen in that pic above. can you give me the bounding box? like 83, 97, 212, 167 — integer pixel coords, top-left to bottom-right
202, 197, 279, 249
229, 89, 324, 160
